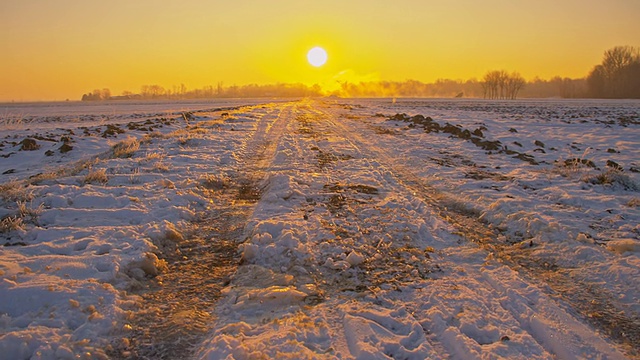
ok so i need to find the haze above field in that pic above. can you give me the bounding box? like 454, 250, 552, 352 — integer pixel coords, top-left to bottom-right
1, 0, 640, 101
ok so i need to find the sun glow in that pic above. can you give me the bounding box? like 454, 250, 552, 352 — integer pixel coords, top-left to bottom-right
307, 47, 328, 67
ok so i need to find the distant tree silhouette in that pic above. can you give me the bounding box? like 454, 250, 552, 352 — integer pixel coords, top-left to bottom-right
81, 88, 111, 101
482, 70, 525, 99
587, 46, 640, 98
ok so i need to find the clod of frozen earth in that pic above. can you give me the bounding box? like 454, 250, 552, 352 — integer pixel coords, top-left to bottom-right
346, 250, 365, 266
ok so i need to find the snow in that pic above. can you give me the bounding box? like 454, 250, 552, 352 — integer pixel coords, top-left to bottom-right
1, 98, 638, 359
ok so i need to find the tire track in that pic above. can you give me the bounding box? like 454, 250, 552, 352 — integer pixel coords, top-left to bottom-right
109, 103, 298, 359
311, 101, 633, 358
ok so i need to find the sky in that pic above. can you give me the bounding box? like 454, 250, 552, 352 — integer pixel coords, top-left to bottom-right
1, 0, 639, 101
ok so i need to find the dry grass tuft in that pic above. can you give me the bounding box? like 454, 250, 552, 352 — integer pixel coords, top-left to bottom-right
189, 127, 208, 135
17, 201, 43, 220
0, 180, 34, 203
28, 171, 60, 185
0, 216, 24, 233
153, 161, 171, 173
129, 168, 141, 184
142, 151, 165, 163
84, 168, 109, 184
112, 137, 140, 158
145, 131, 167, 139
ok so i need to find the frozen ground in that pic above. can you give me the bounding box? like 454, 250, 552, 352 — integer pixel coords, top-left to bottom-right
0, 98, 638, 359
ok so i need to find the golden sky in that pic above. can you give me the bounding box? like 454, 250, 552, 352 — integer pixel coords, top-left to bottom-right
1, 0, 639, 101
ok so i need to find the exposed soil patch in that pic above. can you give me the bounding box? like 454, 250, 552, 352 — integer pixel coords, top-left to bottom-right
560, 158, 598, 169
102, 124, 126, 138
324, 182, 379, 195
109, 214, 242, 360
236, 181, 262, 202
361, 243, 442, 288
322, 182, 379, 215
389, 113, 539, 164
315, 150, 354, 169
465, 170, 511, 181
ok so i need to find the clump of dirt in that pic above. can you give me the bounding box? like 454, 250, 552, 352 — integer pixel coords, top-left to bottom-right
59, 143, 73, 153
102, 124, 125, 138
20, 138, 39, 151
561, 158, 597, 169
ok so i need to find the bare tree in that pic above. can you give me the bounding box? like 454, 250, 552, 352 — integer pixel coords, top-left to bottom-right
602, 46, 637, 76
602, 46, 639, 97
482, 71, 500, 99
505, 72, 525, 99
587, 46, 640, 98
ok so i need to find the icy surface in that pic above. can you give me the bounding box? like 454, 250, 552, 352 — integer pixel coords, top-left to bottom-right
0, 98, 638, 359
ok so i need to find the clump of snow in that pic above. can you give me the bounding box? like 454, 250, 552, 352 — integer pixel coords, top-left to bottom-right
346, 250, 365, 266
125, 252, 168, 280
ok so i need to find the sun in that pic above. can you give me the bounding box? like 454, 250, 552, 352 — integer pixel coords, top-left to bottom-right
307, 47, 328, 67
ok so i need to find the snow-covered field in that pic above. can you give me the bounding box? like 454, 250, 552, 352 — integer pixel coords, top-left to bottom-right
0, 98, 638, 359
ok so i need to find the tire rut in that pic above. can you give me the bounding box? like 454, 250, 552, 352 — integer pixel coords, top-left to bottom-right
108, 103, 297, 359
315, 103, 639, 357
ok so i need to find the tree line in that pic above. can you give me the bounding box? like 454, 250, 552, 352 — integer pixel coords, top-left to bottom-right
82, 46, 639, 101
83, 77, 588, 101
82, 83, 322, 101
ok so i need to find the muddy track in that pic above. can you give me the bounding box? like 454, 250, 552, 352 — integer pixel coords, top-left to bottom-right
312, 104, 639, 356
109, 104, 297, 359
110, 208, 245, 360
